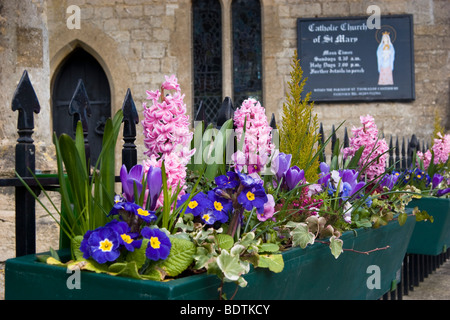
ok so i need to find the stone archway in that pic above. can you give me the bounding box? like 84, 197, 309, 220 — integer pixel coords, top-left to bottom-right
49, 23, 132, 173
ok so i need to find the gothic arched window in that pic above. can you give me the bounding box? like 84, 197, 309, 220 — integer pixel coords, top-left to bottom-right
232, 0, 263, 108
192, 0, 222, 124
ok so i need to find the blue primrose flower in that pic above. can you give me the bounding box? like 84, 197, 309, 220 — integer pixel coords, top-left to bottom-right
237, 184, 268, 214
80, 225, 121, 264
215, 171, 240, 190
207, 190, 232, 223
106, 220, 142, 252
108, 196, 157, 223
200, 209, 217, 225
177, 192, 211, 217
141, 227, 171, 261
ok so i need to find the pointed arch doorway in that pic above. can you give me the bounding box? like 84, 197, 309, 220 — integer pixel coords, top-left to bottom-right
51, 47, 111, 166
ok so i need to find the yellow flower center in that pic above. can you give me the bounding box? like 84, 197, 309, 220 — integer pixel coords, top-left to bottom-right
188, 200, 198, 209
214, 201, 223, 211
137, 208, 151, 217
99, 239, 113, 252
150, 236, 161, 249
121, 234, 133, 244
246, 191, 255, 201
202, 213, 211, 222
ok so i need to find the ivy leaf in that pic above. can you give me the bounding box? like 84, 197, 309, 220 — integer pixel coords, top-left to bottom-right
329, 236, 343, 259
258, 254, 284, 273
216, 249, 247, 282
259, 243, 279, 253
239, 232, 256, 248
289, 222, 315, 249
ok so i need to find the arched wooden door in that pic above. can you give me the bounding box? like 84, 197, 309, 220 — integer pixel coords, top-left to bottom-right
52, 47, 111, 166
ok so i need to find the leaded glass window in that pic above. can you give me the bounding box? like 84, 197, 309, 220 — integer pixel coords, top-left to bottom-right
193, 0, 222, 124
232, 0, 263, 108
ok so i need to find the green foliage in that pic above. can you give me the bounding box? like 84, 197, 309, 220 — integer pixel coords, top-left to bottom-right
188, 119, 234, 181
16, 110, 123, 253
432, 109, 445, 143
279, 51, 320, 182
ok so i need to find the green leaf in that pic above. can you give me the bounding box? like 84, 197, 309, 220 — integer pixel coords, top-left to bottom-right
258, 254, 284, 273
289, 222, 315, 249
398, 212, 408, 226
259, 243, 279, 253
216, 249, 248, 282
158, 236, 196, 277
346, 145, 365, 169
71, 235, 84, 261
329, 236, 343, 259
414, 208, 434, 223
239, 232, 256, 248
126, 239, 148, 269
216, 233, 234, 250
108, 261, 143, 279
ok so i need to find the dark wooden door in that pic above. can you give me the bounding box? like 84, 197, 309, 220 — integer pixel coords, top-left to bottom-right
52, 47, 111, 166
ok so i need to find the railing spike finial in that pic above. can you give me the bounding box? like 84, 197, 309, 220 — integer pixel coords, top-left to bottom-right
194, 100, 206, 127
68, 79, 91, 168
216, 97, 234, 128
11, 70, 41, 143
122, 88, 139, 170
269, 113, 277, 130
11, 70, 40, 257
68, 79, 92, 134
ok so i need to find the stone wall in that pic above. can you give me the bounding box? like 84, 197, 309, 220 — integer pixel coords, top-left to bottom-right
2, 0, 447, 173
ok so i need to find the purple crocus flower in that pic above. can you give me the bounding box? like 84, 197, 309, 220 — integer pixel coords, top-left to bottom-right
380, 174, 399, 190
436, 188, 450, 197
285, 166, 305, 190
432, 174, 444, 189
120, 164, 144, 202
319, 162, 330, 175
271, 152, 292, 182
146, 166, 162, 211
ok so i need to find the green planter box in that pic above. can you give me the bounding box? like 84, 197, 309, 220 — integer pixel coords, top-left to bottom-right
406, 197, 450, 256
5, 215, 415, 300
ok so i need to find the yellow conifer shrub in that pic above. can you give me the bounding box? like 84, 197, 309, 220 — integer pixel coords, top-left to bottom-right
279, 51, 320, 182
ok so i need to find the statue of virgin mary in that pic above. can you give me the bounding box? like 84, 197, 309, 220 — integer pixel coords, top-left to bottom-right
377, 31, 395, 85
